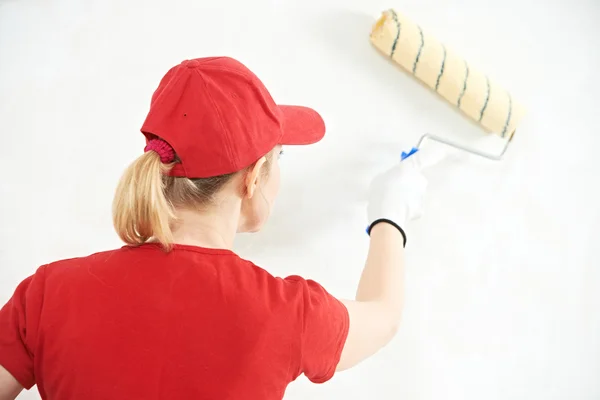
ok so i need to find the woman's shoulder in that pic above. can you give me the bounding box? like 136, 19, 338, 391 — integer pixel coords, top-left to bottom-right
233, 258, 337, 305
39, 247, 125, 276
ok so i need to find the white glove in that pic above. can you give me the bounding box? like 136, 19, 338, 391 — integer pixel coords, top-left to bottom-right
367, 152, 429, 245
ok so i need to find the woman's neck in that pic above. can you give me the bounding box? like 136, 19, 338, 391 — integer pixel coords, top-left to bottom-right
170, 206, 240, 250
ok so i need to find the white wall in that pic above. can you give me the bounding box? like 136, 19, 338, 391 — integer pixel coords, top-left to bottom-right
1, 0, 599, 399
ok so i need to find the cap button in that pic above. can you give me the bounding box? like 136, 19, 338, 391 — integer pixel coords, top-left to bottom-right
182, 59, 200, 68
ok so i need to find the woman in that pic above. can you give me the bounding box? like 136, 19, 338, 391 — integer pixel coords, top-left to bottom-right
0, 56, 427, 399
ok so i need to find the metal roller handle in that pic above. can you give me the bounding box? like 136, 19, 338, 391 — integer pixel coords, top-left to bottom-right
416, 133, 512, 161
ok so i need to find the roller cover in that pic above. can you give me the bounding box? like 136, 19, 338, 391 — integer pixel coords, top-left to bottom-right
370, 9, 525, 139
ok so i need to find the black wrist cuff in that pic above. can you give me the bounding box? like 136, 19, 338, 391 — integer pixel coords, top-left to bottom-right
367, 219, 407, 247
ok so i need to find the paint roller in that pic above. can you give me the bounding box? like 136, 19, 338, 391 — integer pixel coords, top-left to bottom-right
371, 9, 526, 162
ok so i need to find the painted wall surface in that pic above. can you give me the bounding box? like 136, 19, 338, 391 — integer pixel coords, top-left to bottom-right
1, 0, 599, 399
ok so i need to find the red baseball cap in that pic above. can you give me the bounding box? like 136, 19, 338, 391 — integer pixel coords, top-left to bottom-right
140, 57, 325, 178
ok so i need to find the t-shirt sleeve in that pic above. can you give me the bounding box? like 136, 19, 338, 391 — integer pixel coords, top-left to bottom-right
284, 275, 349, 384
0, 267, 46, 389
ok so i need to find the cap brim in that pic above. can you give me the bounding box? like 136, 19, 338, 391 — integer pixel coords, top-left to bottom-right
279, 105, 325, 145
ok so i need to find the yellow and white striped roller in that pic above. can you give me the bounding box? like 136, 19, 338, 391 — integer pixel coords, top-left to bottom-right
370, 9, 525, 139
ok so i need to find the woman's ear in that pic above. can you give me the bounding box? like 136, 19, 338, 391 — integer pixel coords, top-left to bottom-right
244, 156, 267, 199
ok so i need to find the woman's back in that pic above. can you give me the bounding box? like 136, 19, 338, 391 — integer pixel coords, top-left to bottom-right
1, 56, 426, 399
2, 243, 348, 399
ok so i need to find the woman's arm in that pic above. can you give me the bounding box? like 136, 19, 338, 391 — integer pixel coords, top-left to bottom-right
337, 157, 427, 371
0, 365, 23, 400
338, 223, 405, 370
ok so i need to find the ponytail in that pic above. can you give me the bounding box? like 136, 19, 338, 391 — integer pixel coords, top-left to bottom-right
112, 139, 275, 250
112, 151, 176, 249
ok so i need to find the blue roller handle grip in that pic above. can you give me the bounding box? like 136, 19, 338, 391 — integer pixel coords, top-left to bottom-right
401, 147, 419, 161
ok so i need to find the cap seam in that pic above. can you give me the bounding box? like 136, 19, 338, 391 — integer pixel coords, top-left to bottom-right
143, 69, 188, 129
195, 69, 239, 169
201, 64, 281, 127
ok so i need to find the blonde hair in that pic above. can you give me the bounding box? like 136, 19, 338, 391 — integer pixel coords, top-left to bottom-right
112, 142, 273, 250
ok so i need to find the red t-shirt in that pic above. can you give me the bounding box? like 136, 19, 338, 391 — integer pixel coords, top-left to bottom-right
0, 243, 349, 399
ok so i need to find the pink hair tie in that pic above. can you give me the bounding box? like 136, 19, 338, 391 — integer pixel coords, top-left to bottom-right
144, 139, 175, 163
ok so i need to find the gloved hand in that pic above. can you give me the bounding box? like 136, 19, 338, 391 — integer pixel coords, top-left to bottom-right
367, 153, 429, 246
